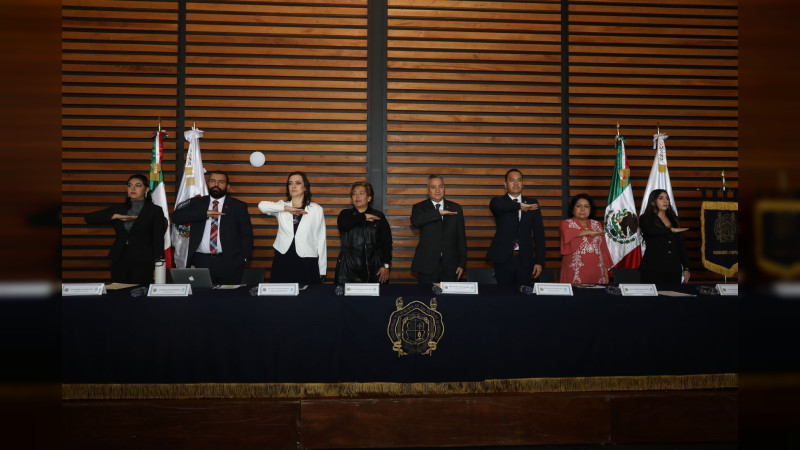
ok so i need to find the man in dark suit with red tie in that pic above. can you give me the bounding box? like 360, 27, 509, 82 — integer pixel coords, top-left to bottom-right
172, 171, 254, 285
487, 169, 546, 285
410, 174, 467, 284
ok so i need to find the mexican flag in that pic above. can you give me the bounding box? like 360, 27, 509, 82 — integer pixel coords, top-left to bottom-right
603, 134, 642, 268
150, 129, 173, 269
640, 132, 677, 216
171, 127, 208, 268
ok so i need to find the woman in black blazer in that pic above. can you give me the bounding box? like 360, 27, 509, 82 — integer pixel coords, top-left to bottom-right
638, 189, 690, 284
84, 174, 166, 284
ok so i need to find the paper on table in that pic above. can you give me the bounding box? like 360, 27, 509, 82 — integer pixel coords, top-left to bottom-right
105, 283, 139, 290
212, 284, 246, 290
658, 290, 696, 297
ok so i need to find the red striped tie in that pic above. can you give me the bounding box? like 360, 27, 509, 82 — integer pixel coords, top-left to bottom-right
210, 200, 219, 254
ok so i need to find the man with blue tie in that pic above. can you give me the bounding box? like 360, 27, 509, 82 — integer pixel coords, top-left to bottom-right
172, 171, 254, 285
410, 174, 467, 284
487, 169, 546, 285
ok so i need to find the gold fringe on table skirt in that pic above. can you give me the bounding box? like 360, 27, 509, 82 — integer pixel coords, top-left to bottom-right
63, 373, 737, 400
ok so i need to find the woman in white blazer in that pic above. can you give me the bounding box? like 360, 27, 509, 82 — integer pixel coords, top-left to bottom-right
258, 171, 327, 284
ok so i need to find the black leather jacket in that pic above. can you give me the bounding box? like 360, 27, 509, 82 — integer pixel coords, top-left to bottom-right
335, 207, 392, 284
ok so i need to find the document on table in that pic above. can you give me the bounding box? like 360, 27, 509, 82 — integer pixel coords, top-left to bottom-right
658, 290, 696, 297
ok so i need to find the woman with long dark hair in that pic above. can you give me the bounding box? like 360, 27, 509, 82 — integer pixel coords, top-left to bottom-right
258, 171, 327, 284
638, 189, 690, 284
335, 181, 393, 284
559, 193, 613, 284
84, 173, 167, 284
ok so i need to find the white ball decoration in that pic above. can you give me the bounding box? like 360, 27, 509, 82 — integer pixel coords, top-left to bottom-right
249, 151, 266, 168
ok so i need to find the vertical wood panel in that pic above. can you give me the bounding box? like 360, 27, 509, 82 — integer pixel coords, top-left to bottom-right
62, 0, 179, 281
61, 0, 738, 284
568, 0, 738, 282
387, 0, 564, 283
183, 1, 369, 280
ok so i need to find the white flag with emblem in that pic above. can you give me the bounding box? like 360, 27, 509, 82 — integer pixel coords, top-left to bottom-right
640, 132, 677, 216
171, 128, 208, 268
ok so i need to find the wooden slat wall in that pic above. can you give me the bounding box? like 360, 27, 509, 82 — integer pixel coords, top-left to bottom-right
62, 0, 738, 284
62, 0, 180, 281
183, 0, 368, 279
386, 0, 565, 283
568, 0, 738, 281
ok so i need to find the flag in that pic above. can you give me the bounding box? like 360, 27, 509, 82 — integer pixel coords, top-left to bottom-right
603, 134, 643, 268
640, 132, 677, 216
150, 129, 173, 269
171, 128, 208, 268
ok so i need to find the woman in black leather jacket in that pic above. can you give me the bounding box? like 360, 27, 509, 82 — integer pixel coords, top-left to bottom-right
335, 181, 393, 284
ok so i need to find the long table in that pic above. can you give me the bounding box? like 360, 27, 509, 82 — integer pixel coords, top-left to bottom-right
62, 284, 737, 384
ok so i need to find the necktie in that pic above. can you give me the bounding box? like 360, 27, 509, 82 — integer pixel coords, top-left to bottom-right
210, 200, 219, 254
436, 203, 442, 220
513, 198, 520, 250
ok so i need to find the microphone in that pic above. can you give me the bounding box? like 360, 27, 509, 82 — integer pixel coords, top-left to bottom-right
432, 284, 442, 295
605, 286, 622, 296
130, 286, 148, 297
334, 285, 344, 296
519, 285, 535, 295
249, 286, 259, 296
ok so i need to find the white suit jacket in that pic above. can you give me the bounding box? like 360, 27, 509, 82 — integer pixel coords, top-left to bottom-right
258, 200, 328, 275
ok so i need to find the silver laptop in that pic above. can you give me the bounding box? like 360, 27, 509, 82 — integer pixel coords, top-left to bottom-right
170, 268, 214, 288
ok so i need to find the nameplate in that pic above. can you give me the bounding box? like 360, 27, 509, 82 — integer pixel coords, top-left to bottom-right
147, 284, 192, 296
716, 284, 738, 296
344, 283, 380, 296
440, 282, 479, 295
619, 284, 658, 296
62, 283, 106, 296
257, 283, 299, 296
534, 283, 573, 296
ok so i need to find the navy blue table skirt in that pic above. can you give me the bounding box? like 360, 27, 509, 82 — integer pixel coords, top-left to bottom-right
62, 284, 737, 384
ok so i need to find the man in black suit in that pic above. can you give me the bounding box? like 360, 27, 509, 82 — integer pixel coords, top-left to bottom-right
172, 171, 254, 285
486, 169, 546, 285
410, 174, 467, 284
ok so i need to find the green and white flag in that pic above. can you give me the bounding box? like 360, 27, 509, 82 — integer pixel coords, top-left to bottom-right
603, 134, 643, 268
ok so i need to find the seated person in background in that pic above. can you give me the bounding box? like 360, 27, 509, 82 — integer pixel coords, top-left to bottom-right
559, 193, 612, 285
258, 171, 327, 285
84, 173, 166, 285
638, 189, 690, 284
335, 181, 392, 284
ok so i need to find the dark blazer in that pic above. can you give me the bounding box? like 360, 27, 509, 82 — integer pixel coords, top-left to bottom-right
410, 198, 467, 275
172, 195, 254, 268
639, 213, 689, 273
84, 201, 166, 264
486, 194, 546, 269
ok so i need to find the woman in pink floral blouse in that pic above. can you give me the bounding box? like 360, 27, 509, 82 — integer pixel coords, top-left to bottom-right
559, 193, 613, 285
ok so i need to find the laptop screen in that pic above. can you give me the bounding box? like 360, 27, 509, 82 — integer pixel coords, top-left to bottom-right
169, 268, 214, 288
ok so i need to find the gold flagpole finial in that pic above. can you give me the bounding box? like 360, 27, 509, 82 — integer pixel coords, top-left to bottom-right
192, 121, 197, 130
158, 117, 162, 132
616, 122, 620, 137
657, 122, 660, 134
721, 170, 727, 192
